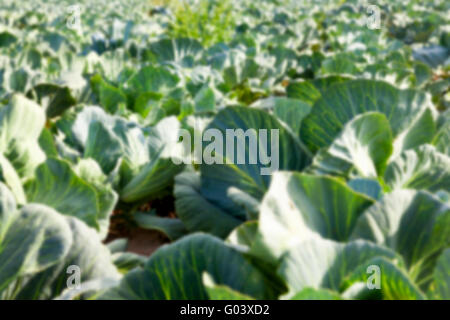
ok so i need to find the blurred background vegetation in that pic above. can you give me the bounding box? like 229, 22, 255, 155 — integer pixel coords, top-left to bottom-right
149, 0, 237, 46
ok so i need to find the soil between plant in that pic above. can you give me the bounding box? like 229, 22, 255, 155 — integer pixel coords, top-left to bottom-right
104, 196, 174, 256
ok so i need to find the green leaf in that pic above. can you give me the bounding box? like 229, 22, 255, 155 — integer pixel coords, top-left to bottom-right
15, 217, 120, 299
134, 211, 188, 241
200, 106, 310, 217
347, 179, 382, 200
174, 171, 241, 238
384, 145, 450, 192
413, 62, 432, 87
393, 108, 436, 158
107, 238, 129, 254
194, 86, 216, 113
286, 76, 349, 106
28, 84, 76, 118
98, 80, 127, 113
277, 238, 397, 298
126, 65, 179, 94
8, 68, 29, 92
120, 117, 185, 202
300, 80, 435, 154
226, 220, 258, 252
110, 120, 150, 171
255, 172, 374, 262
25, 158, 106, 231
290, 287, 342, 300
227, 187, 260, 220
203, 273, 254, 300
413, 45, 449, 68
351, 189, 450, 283
0, 94, 46, 179
308, 112, 393, 178
99, 234, 278, 300
149, 38, 203, 66
66, 108, 183, 203
429, 249, 450, 300
0, 183, 16, 237
252, 97, 311, 137
0, 154, 26, 204
83, 121, 123, 174
70, 107, 150, 175
112, 252, 147, 274
320, 55, 359, 75
0, 204, 72, 297
432, 121, 450, 156
38, 128, 59, 158
343, 257, 426, 300
69, 106, 116, 150
74, 159, 119, 239
0, 31, 17, 47
133, 92, 163, 119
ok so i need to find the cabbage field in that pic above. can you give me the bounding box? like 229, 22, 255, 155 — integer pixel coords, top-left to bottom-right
0, 0, 449, 300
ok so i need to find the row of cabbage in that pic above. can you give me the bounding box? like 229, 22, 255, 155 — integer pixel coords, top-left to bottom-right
0, 0, 448, 299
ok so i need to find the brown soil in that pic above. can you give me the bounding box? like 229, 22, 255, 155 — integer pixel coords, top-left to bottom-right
104, 224, 169, 257
104, 196, 175, 256
126, 228, 169, 256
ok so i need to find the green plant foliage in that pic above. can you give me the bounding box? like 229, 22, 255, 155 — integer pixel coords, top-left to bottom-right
0, 0, 448, 301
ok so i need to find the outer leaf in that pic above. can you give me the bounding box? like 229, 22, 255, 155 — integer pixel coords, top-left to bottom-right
0, 183, 15, 229
38, 129, 59, 158
255, 172, 374, 262
15, 217, 120, 299
0, 31, 17, 47
343, 257, 426, 300
126, 65, 179, 94
98, 81, 127, 113
83, 121, 123, 174
286, 76, 349, 106
25, 158, 101, 230
69, 106, 116, 150
347, 178, 382, 200
300, 80, 435, 154
112, 252, 147, 274
120, 117, 185, 202
432, 121, 449, 156
278, 238, 397, 298
351, 190, 450, 281
429, 249, 450, 300
251, 97, 311, 137
0, 204, 72, 296
28, 83, 76, 118
74, 159, 119, 239
99, 234, 278, 300
174, 171, 241, 238
200, 106, 309, 217
203, 273, 254, 300
0, 154, 26, 204
290, 288, 342, 300
134, 211, 188, 241
226, 220, 258, 252
0, 94, 46, 178
384, 144, 450, 192
194, 86, 216, 113
309, 112, 393, 178
149, 38, 203, 66
412, 45, 449, 68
